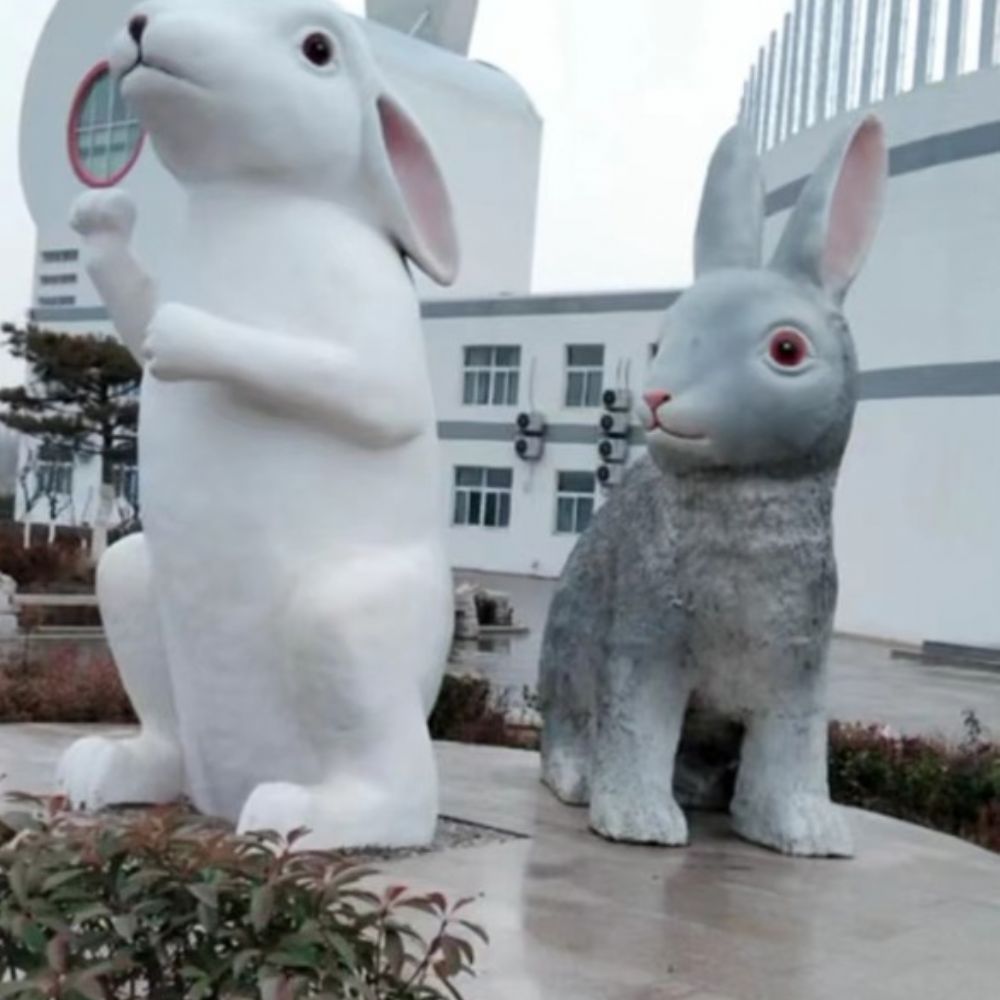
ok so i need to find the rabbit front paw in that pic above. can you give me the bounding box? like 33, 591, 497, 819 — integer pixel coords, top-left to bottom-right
144, 303, 225, 382
731, 792, 854, 858
70, 188, 137, 244
589, 791, 689, 846
57, 734, 184, 810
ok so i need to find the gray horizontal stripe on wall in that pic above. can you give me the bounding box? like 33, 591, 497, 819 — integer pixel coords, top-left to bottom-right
859, 361, 1000, 400
422, 290, 681, 319
765, 119, 1000, 216
31, 293, 683, 328
438, 422, 646, 445
29, 306, 110, 324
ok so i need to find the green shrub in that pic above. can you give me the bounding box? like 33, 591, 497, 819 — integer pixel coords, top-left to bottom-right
829, 717, 1000, 852
0, 799, 487, 1000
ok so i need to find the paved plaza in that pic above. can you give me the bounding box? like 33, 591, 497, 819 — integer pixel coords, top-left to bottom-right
1, 726, 997, 1000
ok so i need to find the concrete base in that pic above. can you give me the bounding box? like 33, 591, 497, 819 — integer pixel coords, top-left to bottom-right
1, 726, 998, 999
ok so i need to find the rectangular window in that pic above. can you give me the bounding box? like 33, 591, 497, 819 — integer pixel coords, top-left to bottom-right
41, 249, 79, 264
38, 296, 76, 308
453, 466, 513, 528
40, 274, 78, 286
555, 471, 596, 535
565, 345, 605, 407
36, 445, 74, 497
462, 346, 521, 406
112, 463, 139, 507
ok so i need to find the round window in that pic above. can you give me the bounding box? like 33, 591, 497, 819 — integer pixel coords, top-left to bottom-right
68, 63, 144, 187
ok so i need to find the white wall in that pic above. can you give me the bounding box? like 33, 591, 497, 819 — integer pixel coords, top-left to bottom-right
762, 68, 1000, 645
19, 0, 542, 310
426, 301, 664, 576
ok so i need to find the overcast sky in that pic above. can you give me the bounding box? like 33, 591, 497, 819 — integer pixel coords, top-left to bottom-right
0, 0, 792, 385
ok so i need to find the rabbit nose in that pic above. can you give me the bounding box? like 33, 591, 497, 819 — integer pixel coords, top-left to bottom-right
643, 390, 672, 412
129, 14, 148, 44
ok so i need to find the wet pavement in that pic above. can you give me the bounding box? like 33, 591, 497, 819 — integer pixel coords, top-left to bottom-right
453, 571, 1000, 742
1, 728, 997, 1000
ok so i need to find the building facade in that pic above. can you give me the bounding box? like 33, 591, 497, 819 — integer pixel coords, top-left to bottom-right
15, 0, 1000, 647
739, 0, 1000, 646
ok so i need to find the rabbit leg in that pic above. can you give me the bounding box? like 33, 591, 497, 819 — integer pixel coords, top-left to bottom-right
237, 546, 450, 849
731, 708, 853, 857
58, 534, 185, 809
540, 591, 598, 806
588, 649, 693, 846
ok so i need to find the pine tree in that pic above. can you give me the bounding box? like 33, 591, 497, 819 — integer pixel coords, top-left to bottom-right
0, 323, 142, 556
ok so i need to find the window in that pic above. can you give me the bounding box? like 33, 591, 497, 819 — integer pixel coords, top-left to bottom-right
565, 345, 605, 407
555, 471, 596, 534
112, 463, 139, 508
69, 63, 144, 187
36, 445, 74, 497
38, 296, 77, 308
453, 466, 512, 528
41, 249, 79, 264
40, 274, 78, 286
462, 346, 521, 406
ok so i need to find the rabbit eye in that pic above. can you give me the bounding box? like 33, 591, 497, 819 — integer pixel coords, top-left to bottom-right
302, 32, 335, 67
768, 329, 809, 369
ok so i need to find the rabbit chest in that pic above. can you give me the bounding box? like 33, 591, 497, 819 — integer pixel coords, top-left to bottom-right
668, 470, 839, 711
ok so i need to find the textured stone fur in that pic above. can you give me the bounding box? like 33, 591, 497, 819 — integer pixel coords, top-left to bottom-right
540, 118, 888, 857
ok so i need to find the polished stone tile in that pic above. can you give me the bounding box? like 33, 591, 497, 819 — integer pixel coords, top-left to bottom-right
1, 728, 997, 999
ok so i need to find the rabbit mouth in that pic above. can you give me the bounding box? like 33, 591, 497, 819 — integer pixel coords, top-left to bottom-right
655, 425, 708, 443
124, 57, 202, 89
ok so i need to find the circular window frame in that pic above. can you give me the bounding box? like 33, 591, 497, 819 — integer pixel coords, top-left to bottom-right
68, 61, 146, 188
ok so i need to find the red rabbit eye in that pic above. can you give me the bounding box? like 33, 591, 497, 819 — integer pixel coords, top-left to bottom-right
769, 329, 809, 368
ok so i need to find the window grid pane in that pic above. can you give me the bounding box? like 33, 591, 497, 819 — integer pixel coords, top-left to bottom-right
73, 68, 142, 183
452, 466, 513, 529
556, 471, 597, 534
565, 345, 605, 408
507, 372, 520, 405
461, 345, 521, 407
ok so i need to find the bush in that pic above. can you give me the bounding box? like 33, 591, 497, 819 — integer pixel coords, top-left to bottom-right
429, 676, 504, 747
0, 651, 136, 724
829, 716, 1000, 853
428, 676, 539, 750
0, 800, 487, 1000
0, 526, 94, 593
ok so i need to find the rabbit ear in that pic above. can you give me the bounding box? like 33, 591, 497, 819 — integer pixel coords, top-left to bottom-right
770, 115, 887, 303
694, 127, 765, 276
367, 92, 460, 286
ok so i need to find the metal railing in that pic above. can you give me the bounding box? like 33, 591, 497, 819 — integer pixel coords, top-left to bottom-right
740, 0, 1000, 151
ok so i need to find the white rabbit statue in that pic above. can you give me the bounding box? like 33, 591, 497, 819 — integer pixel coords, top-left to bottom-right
58, 0, 459, 849
539, 117, 888, 857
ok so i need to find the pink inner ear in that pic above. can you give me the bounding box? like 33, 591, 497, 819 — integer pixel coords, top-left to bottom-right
823, 118, 886, 292
378, 96, 458, 284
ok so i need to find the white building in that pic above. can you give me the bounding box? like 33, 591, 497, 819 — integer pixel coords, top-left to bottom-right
15, 0, 1000, 647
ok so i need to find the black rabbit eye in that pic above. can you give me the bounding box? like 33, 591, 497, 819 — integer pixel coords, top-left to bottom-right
302, 32, 334, 66
768, 328, 809, 368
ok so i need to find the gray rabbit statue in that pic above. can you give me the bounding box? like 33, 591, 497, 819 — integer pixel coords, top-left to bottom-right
539, 116, 888, 857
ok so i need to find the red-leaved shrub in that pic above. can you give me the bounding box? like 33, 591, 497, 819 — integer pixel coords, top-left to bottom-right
830, 718, 1000, 853
0, 649, 135, 724
0, 525, 94, 592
